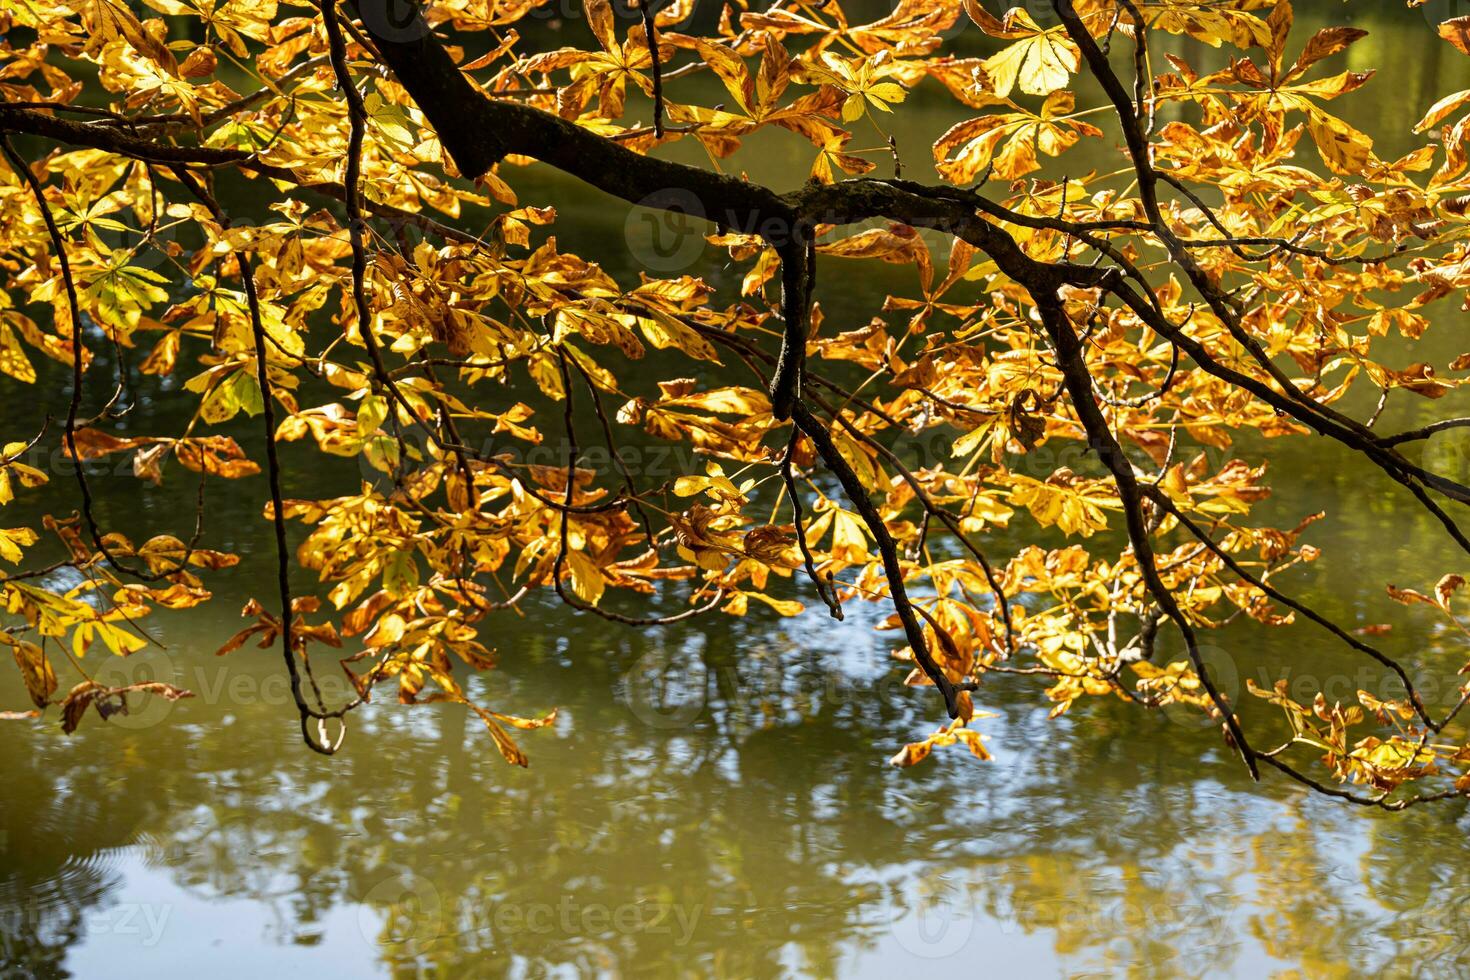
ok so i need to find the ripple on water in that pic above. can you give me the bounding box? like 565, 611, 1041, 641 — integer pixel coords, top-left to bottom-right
0, 848, 128, 922
0, 796, 130, 921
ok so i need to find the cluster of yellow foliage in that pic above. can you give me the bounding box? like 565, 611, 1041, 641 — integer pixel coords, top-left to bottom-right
1, 0, 1470, 806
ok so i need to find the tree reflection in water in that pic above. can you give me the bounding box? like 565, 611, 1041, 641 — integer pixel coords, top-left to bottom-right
4, 582, 1470, 976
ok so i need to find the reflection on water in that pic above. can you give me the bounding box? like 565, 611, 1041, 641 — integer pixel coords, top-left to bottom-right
8, 595, 1470, 977
5, 2, 1470, 977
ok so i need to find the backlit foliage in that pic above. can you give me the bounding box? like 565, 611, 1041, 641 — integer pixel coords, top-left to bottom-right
1, 0, 1470, 806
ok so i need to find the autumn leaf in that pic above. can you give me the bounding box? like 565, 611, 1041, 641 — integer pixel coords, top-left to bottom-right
58, 679, 194, 734
566, 550, 606, 606
3, 637, 56, 709
965, 7, 1079, 98
1439, 16, 1470, 56
890, 718, 995, 768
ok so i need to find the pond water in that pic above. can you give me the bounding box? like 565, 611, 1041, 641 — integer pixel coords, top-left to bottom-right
4, 3, 1470, 977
